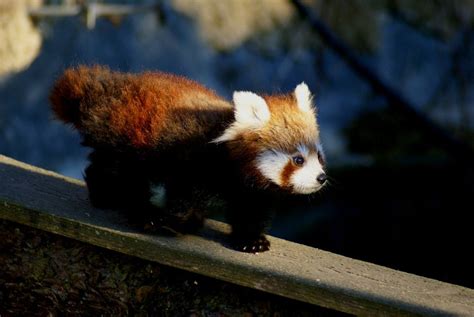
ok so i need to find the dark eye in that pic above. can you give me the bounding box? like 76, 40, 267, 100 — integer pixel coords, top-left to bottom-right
317, 150, 326, 166
292, 155, 305, 166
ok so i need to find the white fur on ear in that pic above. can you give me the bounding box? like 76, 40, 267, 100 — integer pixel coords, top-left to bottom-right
233, 91, 270, 126
294, 82, 313, 112
212, 91, 270, 143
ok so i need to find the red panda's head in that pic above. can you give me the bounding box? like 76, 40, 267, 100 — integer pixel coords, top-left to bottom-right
214, 83, 326, 195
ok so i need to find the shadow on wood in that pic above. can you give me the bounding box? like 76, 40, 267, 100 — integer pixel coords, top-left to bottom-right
1, 154, 473, 316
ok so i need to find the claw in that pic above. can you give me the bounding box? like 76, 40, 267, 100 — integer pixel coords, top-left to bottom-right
233, 235, 270, 253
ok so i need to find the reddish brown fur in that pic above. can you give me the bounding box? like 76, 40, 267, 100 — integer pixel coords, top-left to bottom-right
227, 94, 318, 151
224, 93, 319, 188
51, 66, 319, 191
280, 161, 297, 187
50, 66, 233, 150
50, 66, 322, 253
262, 94, 319, 152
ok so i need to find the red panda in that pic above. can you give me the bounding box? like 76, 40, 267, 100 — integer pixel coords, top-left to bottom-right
50, 65, 327, 253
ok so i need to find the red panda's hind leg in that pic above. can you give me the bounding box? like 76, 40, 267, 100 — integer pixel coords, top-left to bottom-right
84, 150, 208, 234
152, 183, 208, 234
84, 150, 166, 230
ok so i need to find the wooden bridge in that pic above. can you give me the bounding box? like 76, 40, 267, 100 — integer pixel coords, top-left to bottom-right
1, 154, 473, 316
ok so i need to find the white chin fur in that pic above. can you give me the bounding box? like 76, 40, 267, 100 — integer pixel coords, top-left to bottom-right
290, 154, 324, 194
292, 185, 321, 195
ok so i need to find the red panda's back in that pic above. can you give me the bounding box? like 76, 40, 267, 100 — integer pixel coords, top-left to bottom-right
50, 66, 234, 150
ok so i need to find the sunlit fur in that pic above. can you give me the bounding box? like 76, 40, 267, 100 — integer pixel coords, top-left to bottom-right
290, 151, 324, 194
256, 149, 289, 186
255, 145, 325, 194
213, 91, 270, 143
294, 82, 313, 113
215, 83, 325, 194
50, 65, 233, 150
50, 65, 325, 253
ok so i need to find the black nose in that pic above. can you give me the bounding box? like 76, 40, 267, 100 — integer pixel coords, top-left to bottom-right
317, 173, 328, 184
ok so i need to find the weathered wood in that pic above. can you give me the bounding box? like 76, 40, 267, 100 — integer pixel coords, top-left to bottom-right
0, 154, 473, 316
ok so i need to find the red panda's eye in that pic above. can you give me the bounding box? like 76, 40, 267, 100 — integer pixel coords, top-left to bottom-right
317, 150, 326, 166
292, 155, 305, 166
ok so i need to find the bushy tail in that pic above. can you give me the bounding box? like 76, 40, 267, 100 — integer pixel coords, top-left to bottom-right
49, 65, 110, 126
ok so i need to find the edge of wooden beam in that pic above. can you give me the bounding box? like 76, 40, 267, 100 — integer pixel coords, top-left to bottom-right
1, 154, 473, 316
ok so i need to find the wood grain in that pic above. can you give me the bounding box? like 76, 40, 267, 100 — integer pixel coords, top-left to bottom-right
1, 154, 473, 316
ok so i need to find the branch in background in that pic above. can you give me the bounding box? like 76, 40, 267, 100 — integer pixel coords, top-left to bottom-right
290, 0, 474, 163
424, 29, 471, 111
387, 6, 450, 42
29, 3, 159, 29
388, 2, 474, 129
450, 30, 472, 130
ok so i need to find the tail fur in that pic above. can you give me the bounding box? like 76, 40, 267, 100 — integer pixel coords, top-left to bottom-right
49, 65, 110, 126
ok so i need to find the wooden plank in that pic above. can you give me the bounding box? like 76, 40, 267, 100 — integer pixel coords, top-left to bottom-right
0, 154, 473, 316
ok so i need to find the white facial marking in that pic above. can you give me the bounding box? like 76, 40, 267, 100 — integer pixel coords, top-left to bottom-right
256, 150, 289, 186
294, 82, 313, 113
149, 183, 167, 208
297, 144, 310, 157
291, 153, 325, 194
213, 91, 270, 143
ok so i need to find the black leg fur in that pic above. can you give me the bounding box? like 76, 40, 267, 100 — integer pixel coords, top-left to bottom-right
157, 184, 208, 234
85, 149, 207, 234
84, 150, 164, 228
226, 191, 276, 253
85, 150, 278, 253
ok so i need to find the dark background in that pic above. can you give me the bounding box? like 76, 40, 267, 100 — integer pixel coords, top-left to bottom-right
1, 0, 473, 289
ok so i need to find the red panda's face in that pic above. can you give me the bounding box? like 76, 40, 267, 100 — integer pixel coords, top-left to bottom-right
255, 143, 326, 194
214, 83, 327, 194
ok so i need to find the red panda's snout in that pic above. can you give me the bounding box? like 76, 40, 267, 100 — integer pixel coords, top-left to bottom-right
214, 82, 326, 195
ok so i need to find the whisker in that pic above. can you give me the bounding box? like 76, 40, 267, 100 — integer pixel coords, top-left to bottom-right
324, 176, 342, 190
327, 175, 341, 185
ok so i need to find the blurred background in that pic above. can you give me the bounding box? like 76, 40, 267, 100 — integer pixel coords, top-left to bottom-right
1, 0, 473, 289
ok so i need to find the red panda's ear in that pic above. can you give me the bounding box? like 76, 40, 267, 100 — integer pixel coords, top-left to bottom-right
233, 91, 270, 126
294, 82, 314, 113
212, 91, 270, 143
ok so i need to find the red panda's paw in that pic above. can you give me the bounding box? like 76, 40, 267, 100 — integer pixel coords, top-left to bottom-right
143, 219, 181, 236
232, 235, 271, 253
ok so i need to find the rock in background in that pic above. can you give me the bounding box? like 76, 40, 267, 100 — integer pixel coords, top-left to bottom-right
0, 0, 42, 77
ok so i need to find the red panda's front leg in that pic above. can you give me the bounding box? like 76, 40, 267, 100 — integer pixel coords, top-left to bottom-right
231, 233, 271, 253
226, 191, 275, 253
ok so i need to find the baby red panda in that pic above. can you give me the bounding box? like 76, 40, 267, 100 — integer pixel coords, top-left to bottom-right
50, 65, 326, 253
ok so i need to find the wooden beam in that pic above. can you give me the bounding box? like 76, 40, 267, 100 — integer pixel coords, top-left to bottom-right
0, 154, 473, 316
